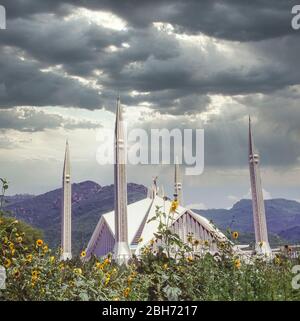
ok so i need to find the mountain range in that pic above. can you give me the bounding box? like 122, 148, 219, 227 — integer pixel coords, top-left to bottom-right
4, 181, 300, 252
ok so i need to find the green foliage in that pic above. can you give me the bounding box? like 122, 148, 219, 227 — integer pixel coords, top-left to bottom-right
1, 182, 299, 301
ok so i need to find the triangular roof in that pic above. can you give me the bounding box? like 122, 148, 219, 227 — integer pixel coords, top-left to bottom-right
85, 195, 227, 260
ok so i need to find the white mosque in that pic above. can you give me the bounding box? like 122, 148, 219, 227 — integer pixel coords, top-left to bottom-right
60, 98, 272, 264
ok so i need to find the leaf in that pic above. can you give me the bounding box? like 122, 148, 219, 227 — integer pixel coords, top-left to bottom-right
163, 285, 182, 301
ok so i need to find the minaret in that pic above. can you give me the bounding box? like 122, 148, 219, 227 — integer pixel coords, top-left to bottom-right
61, 140, 72, 260
174, 157, 182, 205
248, 117, 271, 255
113, 97, 131, 264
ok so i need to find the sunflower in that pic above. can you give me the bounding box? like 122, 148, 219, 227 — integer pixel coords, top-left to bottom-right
36, 239, 44, 247
274, 256, 281, 265
32, 270, 39, 278
170, 200, 179, 213
103, 258, 111, 265
73, 268, 82, 275
95, 262, 104, 270
124, 287, 131, 298
26, 254, 33, 263
80, 250, 86, 258
234, 258, 241, 269
193, 239, 200, 246
4, 258, 11, 268
232, 231, 239, 239
42, 245, 49, 253
13, 269, 21, 279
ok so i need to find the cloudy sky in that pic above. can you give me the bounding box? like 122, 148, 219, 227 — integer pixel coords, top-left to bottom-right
0, 0, 300, 209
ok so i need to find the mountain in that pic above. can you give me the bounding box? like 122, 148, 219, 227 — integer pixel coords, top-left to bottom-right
195, 199, 300, 246
4, 181, 147, 253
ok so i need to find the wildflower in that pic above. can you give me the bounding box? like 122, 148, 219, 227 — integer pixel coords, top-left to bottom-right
16, 236, 22, 243
26, 254, 33, 263
103, 258, 111, 265
204, 240, 209, 247
163, 263, 168, 270
104, 276, 110, 286
138, 237, 143, 243
3, 236, 8, 244
13, 269, 21, 279
127, 276, 133, 284
11, 248, 15, 256
59, 263, 64, 270
150, 239, 155, 246
274, 256, 281, 265
73, 268, 82, 275
234, 258, 241, 269
9, 243, 14, 251
124, 287, 131, 298
43, 245, 49, 253
259, 241, 264, 247
232, 231, 239, 239
219, 242, 225, 249
187, 235, 193, 243
32, 270, 39, 278
95, 262, 104, 270
36, 239, 44, 247
187, 256, 194, 263
4, 258, 11, 268
193, 239, 200, 246
49, 256, 55, 264
80, 250, 86, 258
170, 200, 179, 213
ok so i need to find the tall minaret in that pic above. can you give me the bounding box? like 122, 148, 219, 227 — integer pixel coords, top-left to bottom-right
61, 140, 72, 260
113, 97, 131, 264
174, 157, 182, 205
248, 117, 271, 255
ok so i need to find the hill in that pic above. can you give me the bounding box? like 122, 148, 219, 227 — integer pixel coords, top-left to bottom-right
4, 181, 147, 253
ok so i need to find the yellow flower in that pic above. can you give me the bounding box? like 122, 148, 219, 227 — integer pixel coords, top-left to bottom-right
31, 270, 39, 282
80, 250, 86, 258
4, 258, 11, 268
49, 256, 55, 264
9, 242, 14, 250
104, 276, 110, 286
170, 200, 179, 213
187, 235, 193, 243
138, 237, 143, 243
11, 248, 15, 256
274, 257, 281, 265
42, 245, 49, 253
26, 254, 33, 263
234, 258, 241, 269
187, 256, 194, 263
59, 263, 64, 270
163, 263, 168, 270
3, 236, 8, 244
16, 236, 23, 243
103, 258, 111, 265
193, 239, 200, 246
204, 240, 209, 247
150, 239, 155, 246
13, 269, 21, 279
232, 231, 239, 239
127, 276, 133, 284
124, 287, 131, 298
95, 262, 104, 270
73, 268, 82, 275
36, 239, 44, 247
113, 297, 120, 301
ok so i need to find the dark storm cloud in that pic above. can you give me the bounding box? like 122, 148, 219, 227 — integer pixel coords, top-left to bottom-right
0, 108, 100, 132
2, 0, 298, 41
0, 47, 102, 109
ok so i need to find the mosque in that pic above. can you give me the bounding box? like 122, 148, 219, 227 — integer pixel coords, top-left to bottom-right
60, 98, 271, 264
